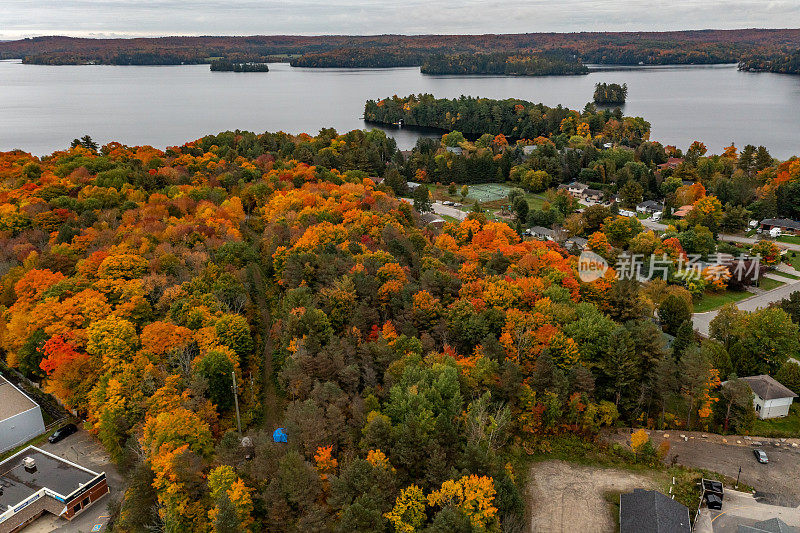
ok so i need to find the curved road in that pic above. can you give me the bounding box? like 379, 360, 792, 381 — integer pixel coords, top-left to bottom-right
693, 271, 800, 336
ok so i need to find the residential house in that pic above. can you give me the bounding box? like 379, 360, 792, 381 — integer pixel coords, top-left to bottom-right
739, 375, 797, 419
420, 212, 446, 229
564, 236, 588, 252
445, 146, 463, 155
673, 205, 694, 218
637, 200, 663, 215
620, 489, 691, 533
558, 181, 589, 197
530, 226, 555, 241
738, 518, 797, 533
657, 158, 684, 172
760, 218, 800, 236
582, 188, 603, 202
406, 181, 421, 192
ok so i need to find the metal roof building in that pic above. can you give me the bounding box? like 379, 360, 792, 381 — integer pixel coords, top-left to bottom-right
0, 374, 45, 454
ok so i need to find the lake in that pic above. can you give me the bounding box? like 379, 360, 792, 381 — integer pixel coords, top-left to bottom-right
2, 60, 800, 158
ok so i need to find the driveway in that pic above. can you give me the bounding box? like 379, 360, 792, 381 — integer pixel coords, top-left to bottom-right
694, 488, 800, 533
693, 276, 800, 336
21, 428, 123, 533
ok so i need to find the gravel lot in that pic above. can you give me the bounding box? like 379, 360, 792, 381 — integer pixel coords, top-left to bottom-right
526, 460, 658, 533
609, 429, 800, 507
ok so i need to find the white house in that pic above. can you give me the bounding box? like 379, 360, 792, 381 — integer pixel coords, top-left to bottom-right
740, 375, 797, 419
0, 374, 46, 454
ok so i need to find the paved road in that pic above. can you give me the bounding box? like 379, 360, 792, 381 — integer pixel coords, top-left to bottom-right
719, 233, 800, 252
431, 201, 467, 221
693, 276, 800, 336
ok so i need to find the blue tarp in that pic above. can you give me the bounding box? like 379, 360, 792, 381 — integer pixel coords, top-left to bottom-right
273, 428, 287, 443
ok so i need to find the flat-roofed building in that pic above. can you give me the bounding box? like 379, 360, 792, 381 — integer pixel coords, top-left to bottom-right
0, 446, 109, 532
0, 374, 45, 454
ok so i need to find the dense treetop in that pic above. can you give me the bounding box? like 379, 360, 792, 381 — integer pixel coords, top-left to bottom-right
2, 117, 799, 531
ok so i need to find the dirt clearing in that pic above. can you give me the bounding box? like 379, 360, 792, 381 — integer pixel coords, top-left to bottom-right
526, 460, 659, 532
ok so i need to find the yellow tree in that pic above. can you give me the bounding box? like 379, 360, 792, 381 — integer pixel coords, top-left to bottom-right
385, 485, 427, 533
208, 465, 255, 533
427, 475, 499, 532
630, 428, 650, 456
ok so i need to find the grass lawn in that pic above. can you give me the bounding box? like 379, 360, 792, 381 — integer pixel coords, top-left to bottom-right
527, 194, 547, 211
784, 252, 800, 271
778, 235, 800, 245
694, 290, 751, 313
752, 404, 800, 438
770, 270, 800, 280
758, 277, 785, 291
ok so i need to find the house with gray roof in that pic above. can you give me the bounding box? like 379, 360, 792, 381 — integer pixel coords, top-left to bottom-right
739, 517, 797, 533
620, 489, 690, 533
739, 375, 797, 419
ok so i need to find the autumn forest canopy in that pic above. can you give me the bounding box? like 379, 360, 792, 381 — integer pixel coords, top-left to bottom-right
2, 101, 800, 532
3, 29, 800, 73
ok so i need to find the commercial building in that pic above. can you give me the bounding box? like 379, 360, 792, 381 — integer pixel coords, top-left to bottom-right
0, 446, 109, 533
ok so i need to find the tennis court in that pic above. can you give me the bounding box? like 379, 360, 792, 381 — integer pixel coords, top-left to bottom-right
466, 183, 514, 203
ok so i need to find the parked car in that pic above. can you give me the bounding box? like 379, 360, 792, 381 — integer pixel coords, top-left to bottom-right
48, 423, 78, 444
753, 448, 768, 464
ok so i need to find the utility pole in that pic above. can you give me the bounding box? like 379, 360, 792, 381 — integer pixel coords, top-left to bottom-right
232, 371, 242, 435
736, 465, 741, 489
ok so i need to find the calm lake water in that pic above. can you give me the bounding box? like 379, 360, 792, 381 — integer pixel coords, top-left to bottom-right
2, 60, 800, 158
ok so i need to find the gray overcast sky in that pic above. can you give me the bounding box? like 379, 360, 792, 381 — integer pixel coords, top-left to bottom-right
1, 0, 799, 40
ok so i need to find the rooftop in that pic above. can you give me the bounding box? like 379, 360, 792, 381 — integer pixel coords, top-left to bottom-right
0, 446, 99, 509
761, 218, 800, 230
620, 489, 691, 533
739, 518, 796, 533
0, 374, 37, 422
740, 375, 797, 401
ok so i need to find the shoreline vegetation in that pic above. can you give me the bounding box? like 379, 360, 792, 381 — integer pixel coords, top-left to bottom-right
420, 52, 589, 76
209, 59, 269, 72
4, 29, 800, 72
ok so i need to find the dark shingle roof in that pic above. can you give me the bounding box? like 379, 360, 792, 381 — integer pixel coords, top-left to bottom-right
738, 518, 796, 533
761, 218, 800, 231
740, 375, 797, 400
620, 489, 691, 533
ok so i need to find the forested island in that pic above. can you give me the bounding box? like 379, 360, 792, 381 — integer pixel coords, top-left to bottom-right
593, 82, 628, 105
210, 59, 269, 72
420, 52, 589, 76
4, 29, 800, 68
364, 93, 650, 145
